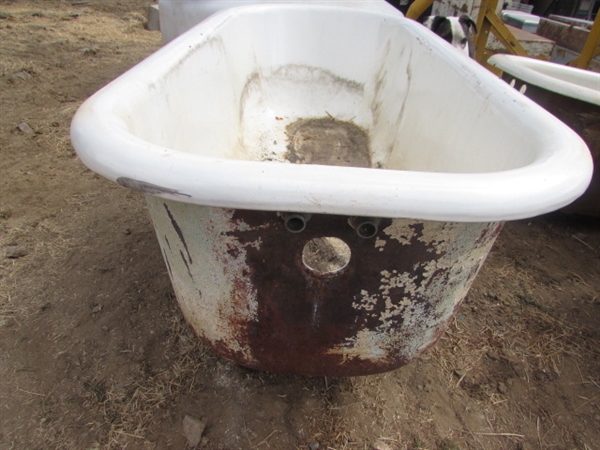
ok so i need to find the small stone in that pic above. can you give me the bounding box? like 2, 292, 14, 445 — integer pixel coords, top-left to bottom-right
373, 440, 393, 450
486, 351, 501, 361
497, 382, 507, 394
308, 441, 320, 450
5, 245, 28, 259
453, 368, 466, 378
82, 46, 99, 55
182, 415, 206, 448
123, 228, 132, 235
101, 326, 109, 332
91, 304, 103, 313
17, 122, 34, 134
10, 71, 32, 82
512, 362, 527, 379
146, 4, 160, 31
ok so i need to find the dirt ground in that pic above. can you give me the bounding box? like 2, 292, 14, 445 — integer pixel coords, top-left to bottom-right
1, 1, 599, 449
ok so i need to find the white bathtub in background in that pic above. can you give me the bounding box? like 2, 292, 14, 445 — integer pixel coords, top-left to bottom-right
158, 0, 401, 42
489, 54, 599, 217
488, 54, 600, 104
71, 5, 593, 376
501, 11, 541, 33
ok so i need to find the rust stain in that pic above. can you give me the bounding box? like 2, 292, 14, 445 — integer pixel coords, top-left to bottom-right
164, 203, 193, 264
180, 249, 192, 279
222, 211, 453, 376
147, 196, 502, 377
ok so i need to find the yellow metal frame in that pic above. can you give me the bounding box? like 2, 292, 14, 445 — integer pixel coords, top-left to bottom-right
474, 0, 529, 69
405, 0, 598, 71
405, 0, 435, 20
567, 13, 600, 69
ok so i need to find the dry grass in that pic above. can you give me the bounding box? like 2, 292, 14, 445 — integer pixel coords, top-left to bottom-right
0, 2, 160, 328
437, 253, 598, 378
0, 201, 80, 327
80, 315, 210, 449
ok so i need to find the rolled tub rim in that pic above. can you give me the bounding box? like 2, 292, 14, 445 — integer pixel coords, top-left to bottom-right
488, 54, 600, 106
70, 4, 594, 223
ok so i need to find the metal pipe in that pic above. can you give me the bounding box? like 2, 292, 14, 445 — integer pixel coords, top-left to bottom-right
348, 217, 381, 239
567, 13, 600, 70
405, 0, 434, 20
475, 0, 529, 68
279, 212, 312, 233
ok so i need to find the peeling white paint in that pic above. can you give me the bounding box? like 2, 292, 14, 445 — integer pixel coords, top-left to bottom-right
380, 220, 416, 246
146, 196, 259, 361
374, 237, 386, 250
147, 197, 501, 372
328, 218, 501, 363
327, 328, 390, 362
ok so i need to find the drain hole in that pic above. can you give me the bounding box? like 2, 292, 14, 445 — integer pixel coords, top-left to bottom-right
302, 237, 351, 275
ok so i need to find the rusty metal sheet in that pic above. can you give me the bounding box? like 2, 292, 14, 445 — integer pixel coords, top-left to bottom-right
147, 196, 503, 376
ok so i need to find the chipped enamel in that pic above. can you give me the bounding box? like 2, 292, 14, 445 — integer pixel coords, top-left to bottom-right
148, 197, 502, 376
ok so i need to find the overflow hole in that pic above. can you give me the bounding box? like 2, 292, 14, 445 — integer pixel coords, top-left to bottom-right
302, 237, 351, 275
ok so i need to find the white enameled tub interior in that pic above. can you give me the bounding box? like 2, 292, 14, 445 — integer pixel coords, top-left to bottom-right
70, 5, 593, 222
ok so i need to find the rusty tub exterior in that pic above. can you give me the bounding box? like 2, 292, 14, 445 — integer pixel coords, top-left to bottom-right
70, 7, 593, 378
147, 196, 503, 377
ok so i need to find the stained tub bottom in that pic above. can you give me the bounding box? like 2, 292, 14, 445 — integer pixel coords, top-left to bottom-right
285, 118, 371, 167
236, 65, 377, 167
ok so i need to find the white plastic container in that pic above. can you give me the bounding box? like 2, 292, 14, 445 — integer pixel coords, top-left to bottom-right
158, 0, 400, 42
71, 5, 593, 376
501, 11, 541, 33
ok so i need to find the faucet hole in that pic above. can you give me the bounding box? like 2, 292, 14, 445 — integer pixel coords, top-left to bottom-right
280, 212, 311, 233
302, 237, 351, 275
286, 216, 307, 232
348, 216, 381, 239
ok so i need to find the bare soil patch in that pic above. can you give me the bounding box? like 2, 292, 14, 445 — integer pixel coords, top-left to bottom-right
1, 2, 599, 449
